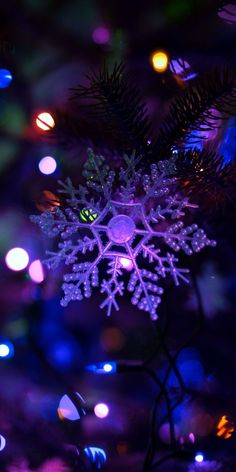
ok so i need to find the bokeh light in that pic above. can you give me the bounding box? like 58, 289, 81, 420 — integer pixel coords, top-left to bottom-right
36, 112, 55, 131
218, 4, 236, 23
92, 26, 111, 44
5, 247, 29, 271
151, 51, 169, 72
36, 190, 60, 212
94, 403, 109, 419
47, 339, 79, 370
0, 69, 12, 88
195, 453, 204, 463
119, 257, 133, 271
100, 327, 125, 352
28, 260, 45, 283
86, 361, 117, 374
216, 415, 234, 439
103, 363, 113, 372
0, 340, 14, 359
38, 156, 57, 175
0, 435, 6, 452
189, 432, 195, 443
80, 208, 98, 222
0, 102, 27, 137
58, 393, 86, 421
0, 344, 9, 357
84, 447, 107, 469
169, 58, 197, 81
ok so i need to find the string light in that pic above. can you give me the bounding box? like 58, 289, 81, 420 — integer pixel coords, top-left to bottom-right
151, 51, 169, 73
0, 435, 6, 452
57, 393, 86, 421
94, 403, 109, 419
28, 260, 44, 284
216, 415, 234, 439
169, 58, 197, 81
195, 453, 204, 463
38, 156, 57, 175
80, 208, 98, 223
0, 340, 14, 358
5, 247, 29, 271
119, 257, 133, 271
218, 4, 236, 23
83, 447, 107, 469
36, 190, 60, 212
0, 69, 12, 88
86, 361, 117, 374
36, 112, 55, 131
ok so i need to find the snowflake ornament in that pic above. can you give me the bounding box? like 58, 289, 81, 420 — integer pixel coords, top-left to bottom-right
31, 149, 216, 320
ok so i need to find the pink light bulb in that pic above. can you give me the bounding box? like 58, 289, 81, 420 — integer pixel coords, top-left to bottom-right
94, 403, 109, 419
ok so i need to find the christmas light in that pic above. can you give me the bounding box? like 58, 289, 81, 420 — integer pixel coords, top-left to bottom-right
216, 415, 234, 439
38, 156, 57, 175
151, 51, 169, 72
119, 257, 133, 270
0, 69, 12, 88
218, 4, 236, 23
86, 361, 117, 374
92, 26, 111, 44
169, 58, 197, 81
84, 447, 107, 468
57, 393, 86, 421
80, 208, 98, 222
5, 247, 29, 271
0, 340, 14, 358
0, 345, 9, 357
0, 435, 6, 452
195, 453, 204, 463
94, 403, 109, 419
28, 260, 44, 283
36, 112, 55, 131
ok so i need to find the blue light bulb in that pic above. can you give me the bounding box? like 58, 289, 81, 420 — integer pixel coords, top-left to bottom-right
0, 69, 12, 88
86, 361, 117, 374
84, 447, 107, 469
0, 340, 14, 358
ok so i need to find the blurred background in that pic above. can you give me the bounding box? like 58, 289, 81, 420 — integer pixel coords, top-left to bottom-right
1, 0, 236, 471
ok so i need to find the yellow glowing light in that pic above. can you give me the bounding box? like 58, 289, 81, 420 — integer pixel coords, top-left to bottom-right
151, 51, 169, 72
36, 112, 55, 131
216, 415, 234, 439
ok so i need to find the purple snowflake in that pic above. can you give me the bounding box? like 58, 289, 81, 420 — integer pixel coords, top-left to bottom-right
31, 149, 215, 320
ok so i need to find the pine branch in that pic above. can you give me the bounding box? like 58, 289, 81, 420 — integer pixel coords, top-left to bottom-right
70, 63, 153, 154
153, 67, 236, 157
175, 148, 236, 213
48, 109, 119, 150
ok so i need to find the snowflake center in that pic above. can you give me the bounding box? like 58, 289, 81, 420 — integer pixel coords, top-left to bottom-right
107, 214, 135, 243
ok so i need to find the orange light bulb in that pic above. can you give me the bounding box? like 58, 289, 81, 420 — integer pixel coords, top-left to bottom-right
151, 51, 169, 73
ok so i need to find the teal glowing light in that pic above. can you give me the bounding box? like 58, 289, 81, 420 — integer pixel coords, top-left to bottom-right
84, 446, 107, 469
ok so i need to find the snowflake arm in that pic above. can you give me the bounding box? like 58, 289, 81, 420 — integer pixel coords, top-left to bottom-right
99, 257, 124, 316
126, 243, 163, 320
61, 241, 112, 306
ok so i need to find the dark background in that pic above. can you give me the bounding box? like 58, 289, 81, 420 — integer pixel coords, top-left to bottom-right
0, 1, 236, 471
